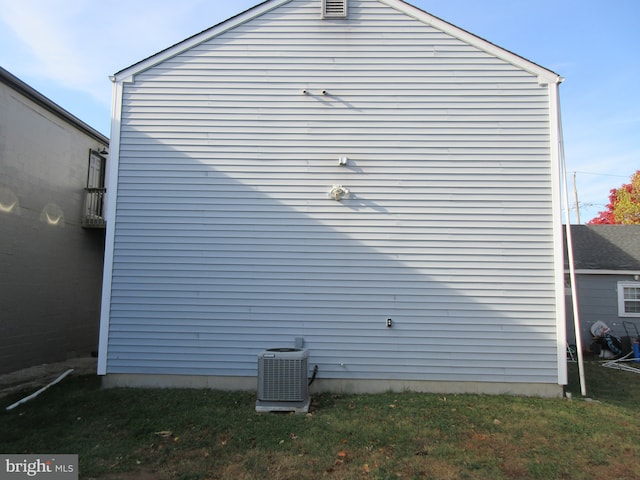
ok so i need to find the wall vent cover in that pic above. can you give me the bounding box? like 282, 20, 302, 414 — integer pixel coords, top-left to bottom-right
323, 0, 348, 18
256, 348, 310, 413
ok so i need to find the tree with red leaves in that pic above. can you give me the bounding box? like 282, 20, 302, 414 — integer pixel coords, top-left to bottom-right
589, 170, 640, 224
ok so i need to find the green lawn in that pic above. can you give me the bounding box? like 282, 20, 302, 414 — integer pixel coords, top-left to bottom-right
1, 360, 639, 480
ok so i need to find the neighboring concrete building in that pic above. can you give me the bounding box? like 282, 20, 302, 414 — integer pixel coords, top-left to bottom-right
98, 0, 567, 397
0, 66, 108, 374
565, 225, 640, 349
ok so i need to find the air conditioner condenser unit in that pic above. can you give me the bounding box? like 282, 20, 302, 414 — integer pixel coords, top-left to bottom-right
256, 348, 310, 414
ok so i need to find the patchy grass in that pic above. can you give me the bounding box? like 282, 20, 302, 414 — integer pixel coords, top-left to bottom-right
1, 361, 639, 480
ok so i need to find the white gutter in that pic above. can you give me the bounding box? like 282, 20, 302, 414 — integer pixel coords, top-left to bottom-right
572, 269, 640, 276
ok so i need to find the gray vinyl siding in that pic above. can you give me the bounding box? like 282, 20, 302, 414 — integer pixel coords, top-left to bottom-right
106, 0, 559, 383
567, 274, 630, 347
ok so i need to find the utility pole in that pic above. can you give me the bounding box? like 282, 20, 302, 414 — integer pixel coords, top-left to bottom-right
572, 172, 581, 224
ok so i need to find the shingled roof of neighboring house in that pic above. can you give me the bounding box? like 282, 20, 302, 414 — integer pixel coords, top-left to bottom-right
565, 225, 640, 271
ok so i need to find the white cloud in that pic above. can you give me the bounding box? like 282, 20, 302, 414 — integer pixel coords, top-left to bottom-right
0, 0, 110, 103
0, 0, 249, 106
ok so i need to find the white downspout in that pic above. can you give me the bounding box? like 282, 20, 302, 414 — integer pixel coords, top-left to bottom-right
557, 85, 587, 396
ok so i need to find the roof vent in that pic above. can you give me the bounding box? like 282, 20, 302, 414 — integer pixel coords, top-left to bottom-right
322, 0, 348, 18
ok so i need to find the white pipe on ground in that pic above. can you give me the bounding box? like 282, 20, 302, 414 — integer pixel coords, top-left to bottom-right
5, 369, 74, 411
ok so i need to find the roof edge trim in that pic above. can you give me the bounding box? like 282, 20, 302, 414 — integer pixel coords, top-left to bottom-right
113, 0, 560, 85
571, 269, 640, 276
379, 0, 560, 83
112, 0, 292, 82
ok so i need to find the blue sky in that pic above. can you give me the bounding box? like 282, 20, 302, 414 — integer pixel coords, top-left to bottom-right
1, 0, 638, 223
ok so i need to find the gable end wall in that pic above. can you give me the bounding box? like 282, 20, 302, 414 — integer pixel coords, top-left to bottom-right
101, 0, 563, 392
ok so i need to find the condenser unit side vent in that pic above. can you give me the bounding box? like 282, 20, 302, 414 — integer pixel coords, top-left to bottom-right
256, 348, 310, 414
261, 358, 305, 401
322, 0, 348, 18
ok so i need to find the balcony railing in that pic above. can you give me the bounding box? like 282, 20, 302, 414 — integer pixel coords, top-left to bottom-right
82, 187, 106, 228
